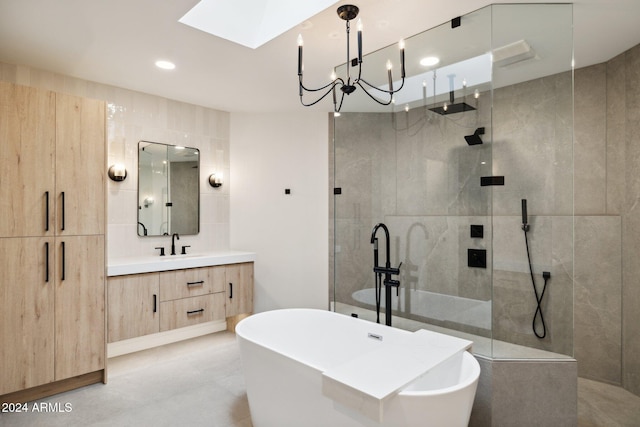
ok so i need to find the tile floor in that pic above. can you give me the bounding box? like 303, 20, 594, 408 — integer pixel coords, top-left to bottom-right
1, 332, 252, 427
1, 331, 639, 426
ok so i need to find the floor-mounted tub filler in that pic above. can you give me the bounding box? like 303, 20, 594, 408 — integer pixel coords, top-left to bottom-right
236, 308, 480, 427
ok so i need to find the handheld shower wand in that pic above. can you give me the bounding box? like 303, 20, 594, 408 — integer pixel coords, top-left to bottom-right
521, 199, 550, 339
521, 199, 529, 231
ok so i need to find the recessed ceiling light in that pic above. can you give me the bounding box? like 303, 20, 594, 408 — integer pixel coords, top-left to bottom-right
155, 60, 176, 70
420, 56, 440, 67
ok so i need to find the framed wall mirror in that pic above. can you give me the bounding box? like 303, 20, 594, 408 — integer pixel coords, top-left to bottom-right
137, 141, 200, 236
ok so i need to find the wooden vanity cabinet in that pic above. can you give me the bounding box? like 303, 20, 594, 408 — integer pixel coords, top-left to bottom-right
226, 262, 254, 317
0, 82, 106, 400
107, 273, 160, 342
107, 262, 253, 345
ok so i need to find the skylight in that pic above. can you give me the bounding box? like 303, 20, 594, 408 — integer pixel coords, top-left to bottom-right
179, 0, 339, 49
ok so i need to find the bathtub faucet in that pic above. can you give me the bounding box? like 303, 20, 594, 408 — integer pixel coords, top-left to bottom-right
371, 223, 402, 327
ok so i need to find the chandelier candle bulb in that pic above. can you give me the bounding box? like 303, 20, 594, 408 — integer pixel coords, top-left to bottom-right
357, 19, 363, 62
387, 60, 393, 92
297, 34, 303, 76
399, 40, 406, 78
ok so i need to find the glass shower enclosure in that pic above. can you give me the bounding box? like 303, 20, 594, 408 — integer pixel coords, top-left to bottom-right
330, 3, 574, 359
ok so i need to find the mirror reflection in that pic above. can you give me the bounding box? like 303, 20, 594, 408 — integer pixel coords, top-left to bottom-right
138, 141, 200, 236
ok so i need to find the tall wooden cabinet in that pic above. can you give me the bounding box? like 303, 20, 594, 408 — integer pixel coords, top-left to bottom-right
0, 82, 106, 400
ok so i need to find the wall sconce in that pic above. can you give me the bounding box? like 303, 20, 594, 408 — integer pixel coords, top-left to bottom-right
209, 173, 223, 188
108, 163, 127, 181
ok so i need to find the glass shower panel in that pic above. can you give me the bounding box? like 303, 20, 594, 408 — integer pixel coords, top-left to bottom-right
331, 3, 573, 360
331, 7, 495, 356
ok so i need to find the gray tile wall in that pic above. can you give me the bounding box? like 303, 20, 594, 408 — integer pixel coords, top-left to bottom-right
621, 43, 640, 396
573, 43, 640, 396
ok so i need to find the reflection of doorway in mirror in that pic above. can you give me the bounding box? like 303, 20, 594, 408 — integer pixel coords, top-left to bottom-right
170, 161, 199, 234
137, 140, 200, 237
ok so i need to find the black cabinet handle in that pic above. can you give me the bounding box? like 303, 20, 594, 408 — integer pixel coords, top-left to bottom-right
187, 280, 204, 287
45, 191, 50, 232
153, 294, 157, 313
45, 242, 49, 282
60, 191, 65, 231
61, 241, 65, 281
229, 282, 233, 299
187, 308, 204, 315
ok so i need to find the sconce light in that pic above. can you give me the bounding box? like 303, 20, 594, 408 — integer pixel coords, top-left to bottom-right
108, 163, 127, 181
209, 173, 223, 188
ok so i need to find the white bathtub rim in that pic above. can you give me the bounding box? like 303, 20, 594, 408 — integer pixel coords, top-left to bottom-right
236, 308, 480, 397
398, 351, 480, 397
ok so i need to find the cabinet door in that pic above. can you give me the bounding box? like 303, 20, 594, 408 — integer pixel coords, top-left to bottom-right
55, 93, 105, 236
0, 82, 55, 238
0, 237, 55, 395
107, 273, 160, 342
226, 263, 254, 317
55, 235, 105, 379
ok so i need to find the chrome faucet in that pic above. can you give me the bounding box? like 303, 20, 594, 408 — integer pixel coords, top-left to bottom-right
370, 223, 401, 326
171, 233, 180, 255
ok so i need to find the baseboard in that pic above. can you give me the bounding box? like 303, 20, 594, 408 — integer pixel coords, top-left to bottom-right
107, 320, 228, 358
0, 371, 105, 404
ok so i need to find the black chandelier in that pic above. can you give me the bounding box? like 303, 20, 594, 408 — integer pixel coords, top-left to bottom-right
297, 4, 406, 113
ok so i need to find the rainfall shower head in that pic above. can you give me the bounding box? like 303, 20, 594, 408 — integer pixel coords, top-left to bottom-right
429, 102, 476, 115
429, 75, 477, 115
464, 127, 485, 145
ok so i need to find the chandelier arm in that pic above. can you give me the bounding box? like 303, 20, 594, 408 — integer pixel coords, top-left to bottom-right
299, 86, 334, 107
335, 90, 347, 112
299, 80, 343, 107
357, 77, 406, 95
300, 78, 341, 93
355, 81, 393, 106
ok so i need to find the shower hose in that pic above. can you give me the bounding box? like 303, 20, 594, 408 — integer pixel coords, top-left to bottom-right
523, 228, 550, 339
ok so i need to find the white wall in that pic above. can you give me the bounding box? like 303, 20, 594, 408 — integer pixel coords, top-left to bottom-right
230, 112, 329, 312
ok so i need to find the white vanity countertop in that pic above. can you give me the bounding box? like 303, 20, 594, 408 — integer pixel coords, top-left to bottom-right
107, 250, 256, 276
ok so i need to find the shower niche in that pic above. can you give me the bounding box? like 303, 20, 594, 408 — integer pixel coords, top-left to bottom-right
330, 4, 576, 424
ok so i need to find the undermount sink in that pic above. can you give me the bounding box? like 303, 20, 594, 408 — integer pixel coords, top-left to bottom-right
164, 253, 203, 259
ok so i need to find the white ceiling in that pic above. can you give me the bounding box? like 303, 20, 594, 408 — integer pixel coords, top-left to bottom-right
0, 0, 639, 113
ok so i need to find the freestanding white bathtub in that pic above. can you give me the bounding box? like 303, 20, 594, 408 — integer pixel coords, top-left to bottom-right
236, 308, 480, 427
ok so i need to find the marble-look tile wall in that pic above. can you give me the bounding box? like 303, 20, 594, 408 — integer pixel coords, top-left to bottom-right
615, 44, 640, 396
0, 62, 231, 260
572, 43, 640, 397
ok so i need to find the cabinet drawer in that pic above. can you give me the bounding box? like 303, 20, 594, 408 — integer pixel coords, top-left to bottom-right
159, 293, 225, 331
159, 266, 224, 301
